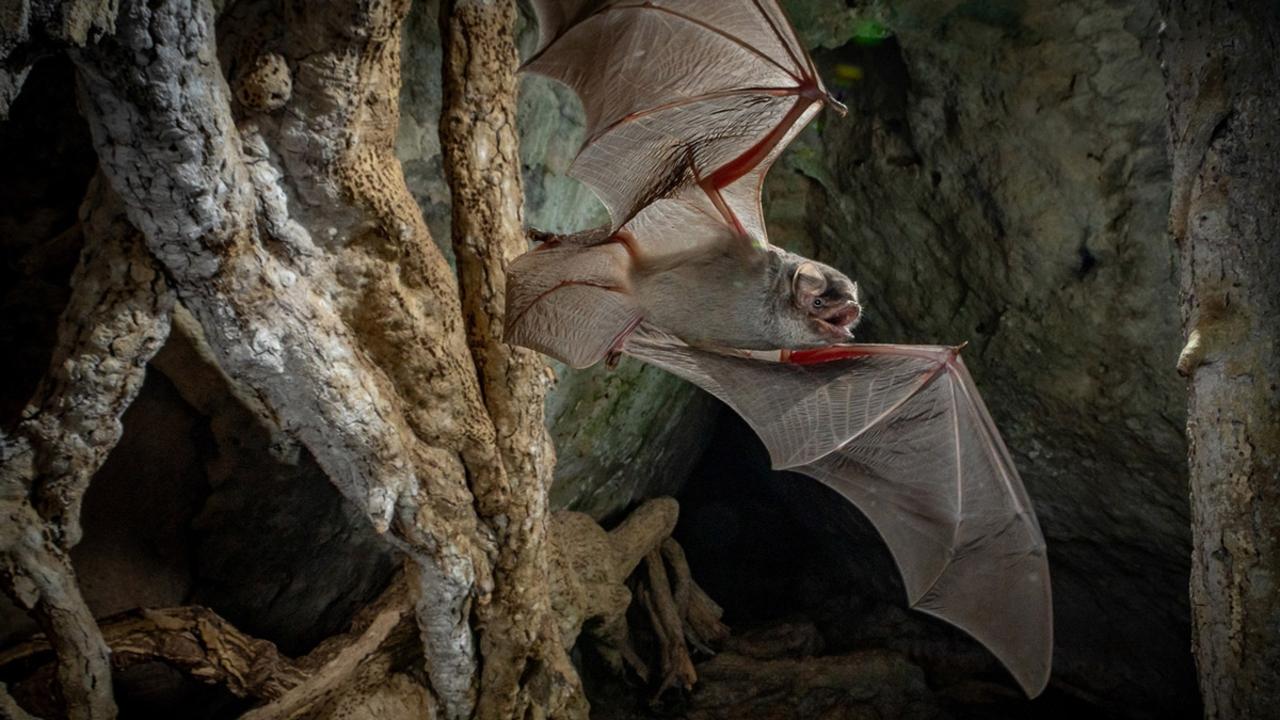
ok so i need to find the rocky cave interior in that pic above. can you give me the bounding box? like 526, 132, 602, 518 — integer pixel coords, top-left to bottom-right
2, 1, 1202, 718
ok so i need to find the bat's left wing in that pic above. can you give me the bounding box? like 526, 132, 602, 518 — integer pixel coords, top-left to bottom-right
524, 0, 843, 251
623, 326, 1053, 697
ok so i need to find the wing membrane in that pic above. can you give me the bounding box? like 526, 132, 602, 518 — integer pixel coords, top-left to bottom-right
505, 239, 641, 368
525, 0, 835, 251
623, 327, 1052, 697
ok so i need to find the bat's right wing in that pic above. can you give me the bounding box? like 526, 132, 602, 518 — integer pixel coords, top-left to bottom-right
623, 327, 1053, 697
504, 234, 643, 368
524, 0, 840, 256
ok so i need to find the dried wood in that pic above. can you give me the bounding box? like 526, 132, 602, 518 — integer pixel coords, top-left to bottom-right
0, 180, 173, 720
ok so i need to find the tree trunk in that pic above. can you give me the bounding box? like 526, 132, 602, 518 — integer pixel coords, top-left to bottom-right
438, 1, 585, 717
1161, 3, 1280, 717
0, 0, 581, 717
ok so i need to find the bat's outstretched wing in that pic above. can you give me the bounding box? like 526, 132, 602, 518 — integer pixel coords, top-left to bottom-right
524, 0, 841, 253
623, 327, 1053, 697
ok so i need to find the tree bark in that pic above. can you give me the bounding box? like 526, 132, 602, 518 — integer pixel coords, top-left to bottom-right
439, 2, 585, 718
38, 0, 586, 717
0, 177, 174, 720
1161, 3, 1280, 717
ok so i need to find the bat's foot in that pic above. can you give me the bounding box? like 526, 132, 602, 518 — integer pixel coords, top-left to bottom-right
527, 227, 556, 243
604, 316, 644, 371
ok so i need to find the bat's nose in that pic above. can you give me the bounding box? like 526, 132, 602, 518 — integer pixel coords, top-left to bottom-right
819, 299, 861, 328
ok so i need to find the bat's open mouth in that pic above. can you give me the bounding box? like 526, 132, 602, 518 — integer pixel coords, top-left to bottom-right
815, 302, 861, 338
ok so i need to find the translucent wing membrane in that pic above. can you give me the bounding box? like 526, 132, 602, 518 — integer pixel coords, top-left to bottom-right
505, 238, 641, 368
624, 327, 1053, 697
525, 0, 834, 250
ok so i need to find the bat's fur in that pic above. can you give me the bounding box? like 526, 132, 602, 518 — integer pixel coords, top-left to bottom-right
635, 245, 862, 351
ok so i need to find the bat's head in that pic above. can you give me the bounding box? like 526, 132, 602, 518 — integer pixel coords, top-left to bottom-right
789, 260, 862, 343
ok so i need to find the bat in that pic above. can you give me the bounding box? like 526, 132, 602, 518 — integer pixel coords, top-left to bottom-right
624, 326, 1052, 697
506, 0, 1053, 697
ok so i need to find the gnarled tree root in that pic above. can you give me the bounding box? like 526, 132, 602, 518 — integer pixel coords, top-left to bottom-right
1, 498, 725, 718
1, 575, 417, 720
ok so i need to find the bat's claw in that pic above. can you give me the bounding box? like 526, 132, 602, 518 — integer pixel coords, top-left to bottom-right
826, 93, 849, 117
606, 350, 622, 370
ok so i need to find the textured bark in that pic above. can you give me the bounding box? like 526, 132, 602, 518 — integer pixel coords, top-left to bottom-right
0, 0, 119, 118
0, 177, 174, 720
639, 550, 698, 700
438, 2, 581, 718
49, 0, 593, 717
240, 576, 418, 720
2, 576, 419, 719
65, 1, 502, 716
1161, 3, 1280, 717
1, 606, 307, 702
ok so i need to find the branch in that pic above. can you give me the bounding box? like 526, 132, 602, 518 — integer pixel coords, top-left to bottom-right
242, 575, 415, 720
0, 178, 174, 720
439, 1, 583, 717
639, 550, 698, 700
0, 607, 304, 702
1, 576, 415, 719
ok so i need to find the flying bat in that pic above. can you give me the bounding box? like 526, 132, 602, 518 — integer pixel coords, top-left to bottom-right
506, 0, 1052, 697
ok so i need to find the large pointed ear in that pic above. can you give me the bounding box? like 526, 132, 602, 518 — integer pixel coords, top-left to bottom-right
792, 262, 826, 307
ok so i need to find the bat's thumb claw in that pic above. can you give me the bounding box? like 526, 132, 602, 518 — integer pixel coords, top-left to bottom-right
826, 93, 849, 117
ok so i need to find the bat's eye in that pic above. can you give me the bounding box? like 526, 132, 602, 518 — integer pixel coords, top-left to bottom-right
812, 298, 824, 308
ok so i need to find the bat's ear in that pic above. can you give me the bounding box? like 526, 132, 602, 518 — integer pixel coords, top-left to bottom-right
791, 262, 826, 306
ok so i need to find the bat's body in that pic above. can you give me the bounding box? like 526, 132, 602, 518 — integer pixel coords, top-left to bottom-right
637, 246, 860, 351
514, 231, 860, 362
506, 0, 1053, 698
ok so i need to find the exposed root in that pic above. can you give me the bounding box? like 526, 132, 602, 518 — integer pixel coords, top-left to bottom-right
0, 575, 417, 720
638, 550, 698, 701
0, 181, 174, 720
550, 497, 726, 705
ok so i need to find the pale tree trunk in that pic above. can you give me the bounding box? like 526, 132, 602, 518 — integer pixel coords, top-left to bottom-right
1, 0, 584, 718
1161, 3, 1280, 717
439, 2, 586, 718
0, 179, 173, 720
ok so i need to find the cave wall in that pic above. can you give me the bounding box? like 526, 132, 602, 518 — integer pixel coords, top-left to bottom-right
676, 0, 1194, 715
0, 1, 1194, 717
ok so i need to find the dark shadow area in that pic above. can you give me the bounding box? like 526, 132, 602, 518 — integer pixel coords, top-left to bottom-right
655, 405, 1197, 720
0, 57, 95, 422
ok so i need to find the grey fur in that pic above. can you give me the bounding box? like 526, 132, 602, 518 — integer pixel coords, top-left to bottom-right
634, 246, 862, 351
